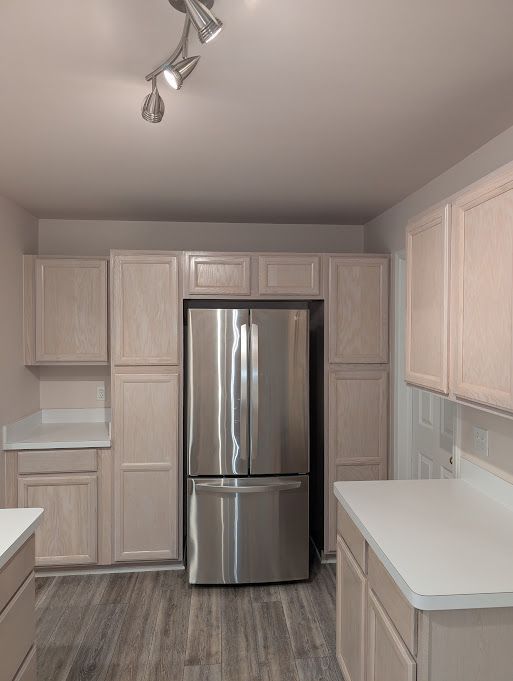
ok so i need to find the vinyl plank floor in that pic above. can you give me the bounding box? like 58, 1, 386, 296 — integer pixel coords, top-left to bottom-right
35, 564, 338, 681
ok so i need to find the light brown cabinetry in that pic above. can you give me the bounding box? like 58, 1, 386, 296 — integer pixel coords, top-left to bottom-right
18, 474, 97, 566
258, 255, 321, 296
406, 205, 450, 393
24, 256, 108, 364
185, 253, 251, 296
329, 256, 389, 364
328, 368, 387, 552
113, 369, 180, 562
112, 252, 180, 365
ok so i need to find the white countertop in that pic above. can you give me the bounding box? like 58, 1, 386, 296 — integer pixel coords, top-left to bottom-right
2, 408, 111, 450
334, 473, 513, 610
0, 508, 43, 569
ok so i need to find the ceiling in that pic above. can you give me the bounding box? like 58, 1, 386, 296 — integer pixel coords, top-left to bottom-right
1, 0, 513, 224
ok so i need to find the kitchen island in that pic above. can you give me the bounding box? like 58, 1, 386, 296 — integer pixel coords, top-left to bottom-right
0, 508, 43, 681
334, 460, 513, 681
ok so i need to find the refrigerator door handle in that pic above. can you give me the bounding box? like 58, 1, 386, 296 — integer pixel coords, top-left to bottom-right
250, 322, 259, 462
240, 323, 248, 463
195, 481, 301, 494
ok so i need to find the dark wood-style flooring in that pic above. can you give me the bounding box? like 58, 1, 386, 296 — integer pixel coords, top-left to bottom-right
35, 562, 342, 681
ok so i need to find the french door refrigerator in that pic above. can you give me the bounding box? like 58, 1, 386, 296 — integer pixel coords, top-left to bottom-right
187, 307, 309, 585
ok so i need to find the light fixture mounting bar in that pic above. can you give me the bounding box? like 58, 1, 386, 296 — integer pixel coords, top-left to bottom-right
145, 16, 190, 81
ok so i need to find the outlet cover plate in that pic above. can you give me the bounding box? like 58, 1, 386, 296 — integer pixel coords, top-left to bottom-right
96, 386, 105, 401
473, 426, 489, 457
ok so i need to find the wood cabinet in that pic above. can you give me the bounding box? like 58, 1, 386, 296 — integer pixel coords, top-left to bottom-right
113, 369, 180, 562
18, 474, 97, 566
329, 256, 389, 364
24, 256, 108, 364
451, 171, 513, 411
406, 205, 450, 393
185, 253, 251, 296
328, 368, 387, 552
336, 536, 366, 681
112, 252, 180, 365
258, 255, 321, 296
0, 568, 36, 681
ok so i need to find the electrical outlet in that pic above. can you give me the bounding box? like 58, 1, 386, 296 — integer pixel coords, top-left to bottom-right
473, 426, 488, 457
96, 386, 105, 402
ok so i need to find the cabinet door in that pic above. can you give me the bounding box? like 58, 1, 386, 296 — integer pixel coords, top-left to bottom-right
406, 206, 450, 393
329, 257, 389, 363
336, 536, 366, 681
17, 474, 97, 566
186, 253, 251, 296
258, 255, 321, 296
328, 368, 387, 552
452, 173, 513, 410
112, 253, 180, 365
367, 590, 416, 681
114, 370, 180, 561
35, 258, 107, 363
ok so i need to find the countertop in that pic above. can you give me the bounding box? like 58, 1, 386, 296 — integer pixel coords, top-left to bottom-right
0, 508, 43, 569
2, 408, 111, 450
334, 474, 513, 610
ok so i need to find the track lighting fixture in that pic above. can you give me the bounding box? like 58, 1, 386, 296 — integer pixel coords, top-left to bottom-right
142, 0, 223, 123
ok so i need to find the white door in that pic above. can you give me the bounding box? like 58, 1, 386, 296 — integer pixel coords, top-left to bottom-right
411, 389, 454, 479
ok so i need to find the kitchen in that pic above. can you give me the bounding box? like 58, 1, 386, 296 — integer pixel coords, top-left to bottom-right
2, 2, 513, 681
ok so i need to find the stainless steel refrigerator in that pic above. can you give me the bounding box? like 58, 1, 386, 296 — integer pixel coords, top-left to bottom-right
187, 307, 309, 585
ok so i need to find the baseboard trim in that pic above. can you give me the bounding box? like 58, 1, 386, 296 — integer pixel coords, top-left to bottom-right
36, 562, 186, 577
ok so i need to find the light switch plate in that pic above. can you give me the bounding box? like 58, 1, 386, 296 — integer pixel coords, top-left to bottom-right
473, 426, 489, 457
96, 386, 105, 401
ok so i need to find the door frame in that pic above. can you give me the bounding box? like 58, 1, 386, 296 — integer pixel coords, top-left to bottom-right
392, 250, 413, 479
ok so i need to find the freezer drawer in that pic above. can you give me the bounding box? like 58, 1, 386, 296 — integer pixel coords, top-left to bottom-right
188, 475, 309, 585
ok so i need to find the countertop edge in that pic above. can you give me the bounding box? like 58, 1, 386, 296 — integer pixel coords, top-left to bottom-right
3, 439, 111, 451
333, 483, 513, 611
0, 509, 43, 569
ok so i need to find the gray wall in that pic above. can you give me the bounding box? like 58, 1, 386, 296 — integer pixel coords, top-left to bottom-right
39, 220, 364, 255
365, 122, 513, 253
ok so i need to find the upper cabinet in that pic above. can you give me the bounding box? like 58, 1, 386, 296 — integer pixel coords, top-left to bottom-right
185, 253, 251, 296
258, 255, 321, 297
24, 256, 108, 364
112, 252, 180, 365
329, 256, 389, 364
405, 205, 450, 393
451, 172, 513, 411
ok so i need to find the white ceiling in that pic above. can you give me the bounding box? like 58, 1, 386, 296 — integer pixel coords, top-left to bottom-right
1, 0, 513, 223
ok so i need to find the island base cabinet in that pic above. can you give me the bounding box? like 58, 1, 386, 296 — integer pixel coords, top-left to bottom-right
336, 536, 366, 681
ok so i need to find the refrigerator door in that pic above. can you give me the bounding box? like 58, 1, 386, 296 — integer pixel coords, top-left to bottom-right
188, 475, 309, 584
249, 309, 309, 475
187, 308, 249, 476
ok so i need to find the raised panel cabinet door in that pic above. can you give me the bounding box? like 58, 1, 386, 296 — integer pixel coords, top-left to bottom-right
329, 257, 389, 363
367, 590, 416, 681
112, 254, 180, 365
258, 255, 321, 296
328, 368, 387, 552
406, 205, 450, 393
17, 474, 97, 566
186, 253, 251, 295
35, 258, 108, 363
452, 173, 513, 410
114, 370, 180, 561
336, 536, 366, 681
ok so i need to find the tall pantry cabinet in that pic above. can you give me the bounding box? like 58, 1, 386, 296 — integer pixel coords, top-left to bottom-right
327, 256, 389, 553
111, 253, 182, 562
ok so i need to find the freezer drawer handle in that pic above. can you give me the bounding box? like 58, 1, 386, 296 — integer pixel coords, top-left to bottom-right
195, 481, 301, 494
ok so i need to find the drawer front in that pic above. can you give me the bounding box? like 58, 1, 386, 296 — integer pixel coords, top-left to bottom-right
187, 254, 251, 295
0, 574, 35, 681
337, 503, 366, 572
13, 647, 36, 681
258, 255, 321, 296
18, 449, 97, 474
0, 536, 34, 614
368, 548, 416, 655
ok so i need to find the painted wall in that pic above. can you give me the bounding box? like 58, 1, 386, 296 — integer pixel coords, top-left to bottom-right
0, 195, 39, 429
39, 366, 110, 409
364, 123, 513, 480
39, 220, 364, 255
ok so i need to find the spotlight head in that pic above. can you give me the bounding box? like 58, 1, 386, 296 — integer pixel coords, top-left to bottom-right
141, 80, 165, 123
163, 56, 200, 90
183, 0, 223, 44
